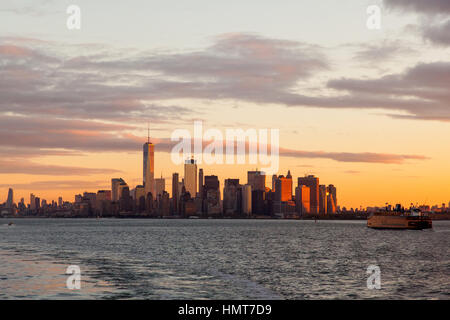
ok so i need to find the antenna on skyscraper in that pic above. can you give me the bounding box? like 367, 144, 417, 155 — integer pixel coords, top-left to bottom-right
147, 122, 150, 143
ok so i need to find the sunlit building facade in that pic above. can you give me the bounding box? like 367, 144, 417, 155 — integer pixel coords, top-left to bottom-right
298, 175, 319, 214
184, 158, 197, 198
295, 185, 310, 215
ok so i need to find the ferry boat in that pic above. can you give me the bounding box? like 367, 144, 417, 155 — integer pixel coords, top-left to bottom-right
367, 209, 432, 230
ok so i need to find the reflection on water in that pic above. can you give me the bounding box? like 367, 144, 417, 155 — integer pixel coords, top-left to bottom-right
0, 250, 114, 299
0, 219, 449, 299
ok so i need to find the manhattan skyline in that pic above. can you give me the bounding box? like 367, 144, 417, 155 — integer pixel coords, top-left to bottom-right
0, 0, 449, 208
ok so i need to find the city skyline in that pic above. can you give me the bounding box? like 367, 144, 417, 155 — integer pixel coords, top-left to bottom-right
1, 122, 450, 209
1, 133, 347, 217
2, 136, 449, 213
1, 0, 450, 208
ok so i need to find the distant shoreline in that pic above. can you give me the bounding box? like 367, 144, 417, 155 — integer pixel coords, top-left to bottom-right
2, 214, 450, 220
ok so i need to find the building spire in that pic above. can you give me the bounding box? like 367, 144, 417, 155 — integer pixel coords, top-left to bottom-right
147, 122, 150, 144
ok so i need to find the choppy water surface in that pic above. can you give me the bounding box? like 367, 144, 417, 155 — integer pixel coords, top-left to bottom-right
0, 219, 448, 299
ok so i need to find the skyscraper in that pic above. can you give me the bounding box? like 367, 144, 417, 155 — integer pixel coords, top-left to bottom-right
223, 179, 240, 215
198, 168, 204, 198
155, 175, 165, 197
172, 173, 179, 214
111, 178, 125, 202
327, 192, 336, 214
35, 197, 40, 210
242, 184, 252, 215
295, 185, 310, 215
118, 180, 129, 203
272, 174, 277, 191
286, 170, 293, 196
6, 188, 13, 208
319, 184, 327, 214
275, 175, 292, 202
248, 170, 266, 191
143, 133, 155, 197
119, 186, 132, 212
184, 158, 197, 198
97, 190, 112, 202
298, 175, 319, 214
203, 175, 220, 216
30, 193, 36, 210
327, 184, 337, 210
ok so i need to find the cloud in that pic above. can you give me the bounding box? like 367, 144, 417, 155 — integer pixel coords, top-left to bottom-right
422, 19, 450, 46
59, 33, 329, 106
0, 115, 142, 154
0, 180, 109, 191
351, 40, 415, 63
0, 34, 436, 173
1, 33, 448, 124
384, 0, 450, 15
383, 1, 450, 46
327, 61, 450, 120
0, 147, 81, 158
1, 123, 426, 164
278, 149, 428, 164
0, 1, 61, 17
344, 170, 361, 174
0, 159, 121, 176
0, 40, 194, 124
144, 33, 328, 86
156, 138, 428, 164
0, 115, 134, 132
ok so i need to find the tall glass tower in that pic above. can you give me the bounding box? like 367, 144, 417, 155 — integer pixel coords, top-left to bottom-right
143, 129, 155, 197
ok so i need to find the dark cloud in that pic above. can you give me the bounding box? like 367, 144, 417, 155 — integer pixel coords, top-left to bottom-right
0, 159, 121, 176
0, 34, 435, 170
59, 33, 329, 106
0, 115, 143, 154
0, 41, 193, 124
2, 34, 448, 123
0, 147, 81, 158
327, 62, 450, 120
157, 138, 427, 164
279, 149, 428, 164
0, 115, 134, 132
422, 19, 450, 46
0, 180, 109, 191
384, 0, 450, 15
0, 121, 141, 153
145, 33, 328, 86
384, 1, 450, 46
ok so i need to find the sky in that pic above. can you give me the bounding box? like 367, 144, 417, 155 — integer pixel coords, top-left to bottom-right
0, 0, 449, 208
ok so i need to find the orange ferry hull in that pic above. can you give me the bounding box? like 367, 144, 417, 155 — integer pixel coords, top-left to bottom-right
367, 215, 432, 230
